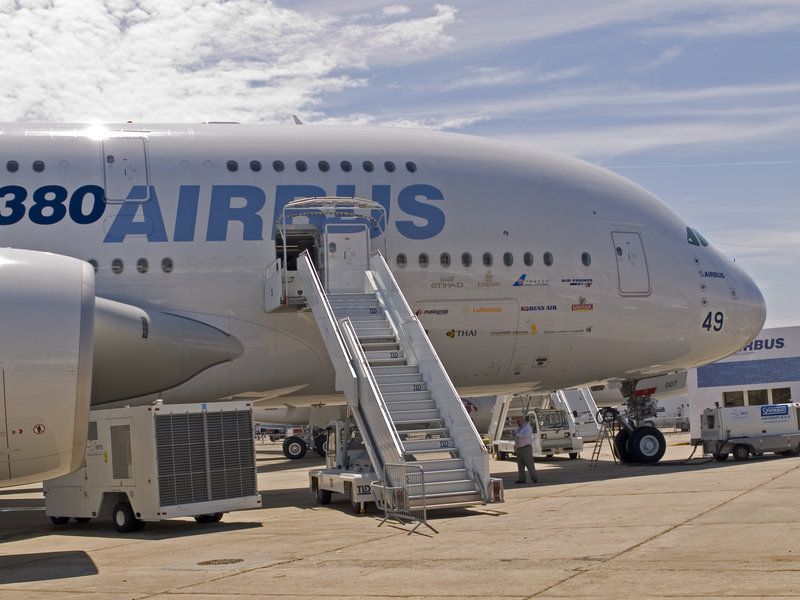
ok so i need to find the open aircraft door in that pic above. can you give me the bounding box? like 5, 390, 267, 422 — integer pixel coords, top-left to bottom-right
324, 223, 370, 293
612, 231, 651, 296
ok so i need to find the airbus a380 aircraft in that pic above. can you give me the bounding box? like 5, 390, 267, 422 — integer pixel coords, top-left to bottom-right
0, 122, 765, 485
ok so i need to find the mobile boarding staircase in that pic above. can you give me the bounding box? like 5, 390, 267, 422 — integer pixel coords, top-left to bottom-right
297, 251, 503, 512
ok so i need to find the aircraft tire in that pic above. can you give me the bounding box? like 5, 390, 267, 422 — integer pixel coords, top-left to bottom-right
315, 484, 332, 505
113, 501, 141, 533
283, 436, 307, 459
614, 429, 634, 463
629, 426, 666, 463
314, 434, 327, 457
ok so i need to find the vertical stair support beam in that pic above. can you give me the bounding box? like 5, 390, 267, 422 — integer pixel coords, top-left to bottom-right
367, 251, 494, 501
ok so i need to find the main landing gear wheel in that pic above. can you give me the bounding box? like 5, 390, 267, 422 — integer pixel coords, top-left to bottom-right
628, 426, 666, 463
283, 436, 307, 459
614, 429, 634, 463
314, 434, 327, 457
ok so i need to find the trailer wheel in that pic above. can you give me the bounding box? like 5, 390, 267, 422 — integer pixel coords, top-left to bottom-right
113, 501, 141, 533
50, 516, 70, 525
195, 513, 224, 523
569, 452, 579, 460
496, 450, 507, 461
314, 484, 332, 505
283, 436, 307, 459
732, 444, 750, 461
713, 453, 729, 462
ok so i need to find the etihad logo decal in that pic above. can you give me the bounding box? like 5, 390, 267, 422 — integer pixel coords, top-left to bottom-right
521, 305, 557, 312
415, 308, 449, 316
478, 270, 501, 288
562, 278, 593, 287
699, 271, 725, 279
571, 296, 594, 312
446, 329, 476, 338
431, 275, 463, 289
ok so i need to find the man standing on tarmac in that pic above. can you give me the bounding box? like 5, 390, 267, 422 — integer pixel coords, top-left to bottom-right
514, 415, 538, 484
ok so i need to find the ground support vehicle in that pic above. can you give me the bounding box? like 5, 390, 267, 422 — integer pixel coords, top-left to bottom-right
489, 395, 583, 460
309, 419, 377, 513
44, 402, 261, 532
701, 403, 800, 461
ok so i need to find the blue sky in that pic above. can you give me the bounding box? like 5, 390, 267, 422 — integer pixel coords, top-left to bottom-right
2, 1, 798, 326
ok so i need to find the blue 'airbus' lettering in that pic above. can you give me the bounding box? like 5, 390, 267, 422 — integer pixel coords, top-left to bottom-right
0, 183, 447, 242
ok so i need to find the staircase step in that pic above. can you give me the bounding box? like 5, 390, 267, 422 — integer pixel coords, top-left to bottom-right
378, 381, 426, 393
388, 409, 442, 422
360, 342, 401, 352
403, 437, 455, 452
408, 479, 477, 495
397, 427, 449, 438
365, 349, 405, 361
416, 468, 471, 483
413, 458, 466, 471
373, 372, 424, 385
371, 365, 420, 377
383, 390, 431, 402
393, 419, 446, 430
386, 399, 436, 412
368, 356, 407, 367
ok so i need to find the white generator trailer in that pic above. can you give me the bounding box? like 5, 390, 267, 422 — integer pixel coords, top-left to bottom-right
309, 419, 377, 513
701, 403, 800, 461
44, 402, 261, 532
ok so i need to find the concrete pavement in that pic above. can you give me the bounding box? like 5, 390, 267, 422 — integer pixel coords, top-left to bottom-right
2, 431, 800, 599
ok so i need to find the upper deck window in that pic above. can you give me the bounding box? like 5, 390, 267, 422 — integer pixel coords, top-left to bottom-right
686, 227, 709, 247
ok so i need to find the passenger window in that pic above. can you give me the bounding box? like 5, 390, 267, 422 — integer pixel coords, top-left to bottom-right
543, 252, 553, 266
419, 253, 429, 268
440, 252, 451, 268
523, 252, 533, 267
503, 252, 513, 267
396, 253, 407, 268
462, 252, 472, 267
483, 252, 493, 267
581, 252, 591, 267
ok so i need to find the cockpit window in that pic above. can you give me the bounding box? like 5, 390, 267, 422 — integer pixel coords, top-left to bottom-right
687, 227, 710, 247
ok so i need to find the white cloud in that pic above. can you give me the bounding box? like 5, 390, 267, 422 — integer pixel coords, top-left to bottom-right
630, 46, 683, 73
0, 0, 457, 122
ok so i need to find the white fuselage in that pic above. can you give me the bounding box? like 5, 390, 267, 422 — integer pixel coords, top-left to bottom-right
0, 123, 767, 407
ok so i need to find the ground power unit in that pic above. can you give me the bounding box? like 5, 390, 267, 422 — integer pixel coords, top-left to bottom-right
44, 402, 261, 532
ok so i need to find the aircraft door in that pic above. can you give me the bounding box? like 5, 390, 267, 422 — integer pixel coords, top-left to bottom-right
612, 231, 651, 296
324, 223, 370, 293
102, 137, 150, 202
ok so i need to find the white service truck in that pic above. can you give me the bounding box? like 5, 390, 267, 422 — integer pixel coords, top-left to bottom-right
489, 395, 583, 460
44, 402, 261, 532
308, 419, 377, 513
701, 403, 800, 461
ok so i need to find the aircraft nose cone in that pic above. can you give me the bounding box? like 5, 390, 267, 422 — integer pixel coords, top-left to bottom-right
720, 261, 767, 349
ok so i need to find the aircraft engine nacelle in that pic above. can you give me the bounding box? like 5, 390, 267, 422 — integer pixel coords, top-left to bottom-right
0, 248, 94, 487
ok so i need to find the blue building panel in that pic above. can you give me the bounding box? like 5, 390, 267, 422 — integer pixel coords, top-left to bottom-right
697, 357, 800, 388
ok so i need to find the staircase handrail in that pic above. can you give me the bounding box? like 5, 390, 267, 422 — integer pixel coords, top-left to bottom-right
367, 251, 492, 500
338, 318, 405, 475
296, 252, 357, 399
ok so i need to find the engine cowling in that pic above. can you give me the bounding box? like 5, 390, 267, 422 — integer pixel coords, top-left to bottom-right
0, 248, 94, 487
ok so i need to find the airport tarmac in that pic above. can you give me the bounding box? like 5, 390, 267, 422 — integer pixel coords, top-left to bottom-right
2, 430, 800, 599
